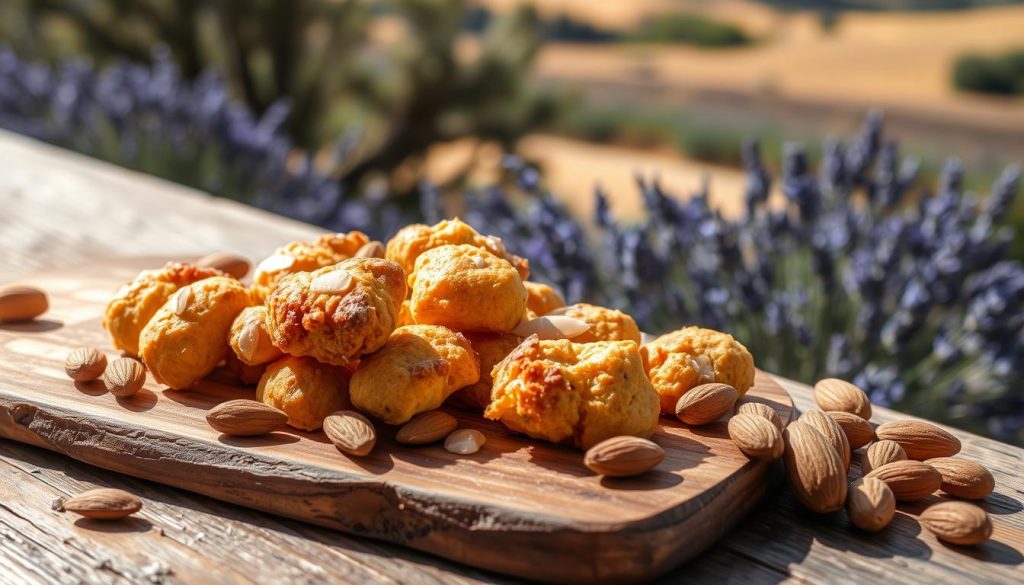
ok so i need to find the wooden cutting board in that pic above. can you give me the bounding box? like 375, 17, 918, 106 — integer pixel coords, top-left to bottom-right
0, 258, 795, 584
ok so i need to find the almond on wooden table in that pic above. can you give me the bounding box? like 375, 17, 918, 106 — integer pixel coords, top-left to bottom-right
0, 284, 48, 322
926, 457, 995, 500
813, 378, 871, 420
826, 411, 874, 449
396, 411, 458, 445
63, 488, 142, 520
799, 410, 851, 470
584, 436, 664, 477
675, 383, 738, 426
197, 252, 251, 279
206, 399, 288, 436
919, 501, 993, 546
445, 429, 486, 455
865, 460, 942, 501
734, 399, 784, 431
875, 420, 961, 460
103, 357, 146, 397
324, 411, 376, 456
861, 440, 907, 475
782, 420, 847, 513
847, 477, 895, 532
64, 347, 108, 382
728, 413, 784, 461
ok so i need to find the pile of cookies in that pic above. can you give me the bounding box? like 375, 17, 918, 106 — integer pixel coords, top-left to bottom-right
94, 218, 755, 455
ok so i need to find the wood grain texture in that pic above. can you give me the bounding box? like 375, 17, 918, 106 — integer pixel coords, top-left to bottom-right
0, 257, 795, 584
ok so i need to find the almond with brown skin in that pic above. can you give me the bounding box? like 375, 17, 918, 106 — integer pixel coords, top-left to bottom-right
584, 436, 664, 477
926, 457, 995, 500
65, 347, 108, 382
728, 413, 784, 460
919, 501, 992, 545
861, 439, 907, 475
324, 411, 376, 456
800, 410, 851, 470
875, 420, 961, 460
0, 285, 48, 322
197, 252, 250, 279
826, 411, 875, 449
396, 411, 458, 445
510, 315, 590, 340
866, 460, 942, 501
63, 488, 142, 520
103, 358, 146, 397
734, 399, 784, 431
783, 420, 847, 513
206, 399, 288, 436
675, 383, 738, 426
813, 378, 871, 420
847, 476, 895, 532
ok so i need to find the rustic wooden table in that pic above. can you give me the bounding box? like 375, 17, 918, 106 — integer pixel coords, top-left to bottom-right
0, 131, 1021, 584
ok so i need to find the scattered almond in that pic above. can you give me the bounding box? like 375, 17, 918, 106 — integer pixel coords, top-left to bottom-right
865, 460, 942, 501
0, 285, 48, 322
206, 399, 288, 436
875, 420, 961, 460
813, 378, 871, 420
800, 410, 851, 470
919, 501, 992, 546
174, 285, 193, 316
63, 488, 142, 520
310, 269, 354, 295
675, 383, 738, 426
64, 347, 108, 382
926, 457, 995, 500
396, 411, 458, 445
584, 436, 665, 477
783, 420, 847, 513
324, 411, 376, 456
728, 413, 784, 460
103, 358, 146, 397
826, 411, 875, 449
197, 252, 251, 279
861, 440, 907, 475
445, 429, 486, 455
355, 241, 385, 258
735, 399, 784, 431
847, 477, 895, 532
511, 315, 590, 340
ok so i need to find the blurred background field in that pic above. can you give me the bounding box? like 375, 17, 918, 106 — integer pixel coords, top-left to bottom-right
0, 0, 1021, 443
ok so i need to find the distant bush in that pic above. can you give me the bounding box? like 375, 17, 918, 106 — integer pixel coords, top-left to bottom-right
628, 14, 751, 47
952, 50, 1024, 96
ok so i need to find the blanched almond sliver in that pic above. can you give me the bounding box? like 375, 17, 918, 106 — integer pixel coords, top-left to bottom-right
256, 253, 295, 273
471, 256, 487, 269
310, 269, 354, 295
511, 315, 590, 340
174, 286, 192, 316
691, 354, 716, 383
444, 429, 486, 455
237, 320, 259, 362
640, 331, 658, 345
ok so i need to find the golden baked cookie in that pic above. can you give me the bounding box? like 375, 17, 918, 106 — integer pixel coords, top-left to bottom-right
408, 245, 527, 333
350, 325, 479, 425
251, 231, 370, 302
549, 303, 642, 344
641, 326, 756, 414
265, 257, 406, 366
448, 332, 524, 411
104, 262, 229, 356
139, 276, 252, 389
385, 218, 529, 280
523, 281, 566, 317
396, 299, 415, 327
485, 336, 659, 449
229, 305, 284, 365
257, 355, 352, 431
224, 353, 267, 385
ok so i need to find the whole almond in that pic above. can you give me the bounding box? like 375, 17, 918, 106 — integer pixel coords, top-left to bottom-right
800, 410, 851, 470
63, 488, 142, 520
826, 411, 875, 449
813, 378, 871, 420
875, 420, 961, 460
735, 399, 784, 431
926, 457, 995, 500
197, 252, 251, 279
396, 411, 458, 445
207, 399, 288, 436
783, 420, 847, 513
584, 436, 665, 477
65, 348, 108, 382
103, 358, 146, 397
0, 285, 48, 322
847, 476, 896, 532
324, 411, 376, 456
862, 439, 907, 475
919, 501, 992, 546
445, 429, 487, 455
675, 383, 738, 425
511, 315, 590, 340
866, 460, 942, 501
355, 241, 386, 259
728, 413, 784, 460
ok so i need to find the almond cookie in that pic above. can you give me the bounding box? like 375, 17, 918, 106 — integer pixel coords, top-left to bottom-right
523, 281, 566, 318
408, 245, 527, 333
251, 231, 370, 302
265, 257, 406, 366
350, 325, 479, 425
485, 336, 659, 449
385, 218, 529, 280
641, 326, 755, 415
257, 355, 352, 431
139, 276, 252, 389
229, 305, 284, 365
548, 303, 641, 344
104, 262, 229, 356
448, 332, 524, 411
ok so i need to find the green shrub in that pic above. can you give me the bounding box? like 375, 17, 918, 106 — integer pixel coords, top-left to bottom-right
628, 14, 751, 47
952, 50, 1024, 96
